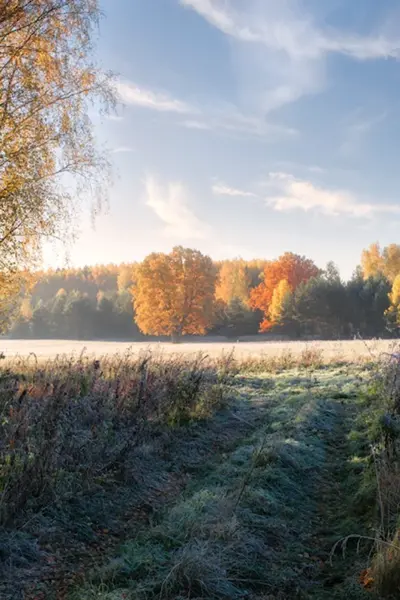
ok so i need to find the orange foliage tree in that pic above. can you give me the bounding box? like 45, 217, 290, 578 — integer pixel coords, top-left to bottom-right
134, 247, 217, 342
250, 252, 319, 331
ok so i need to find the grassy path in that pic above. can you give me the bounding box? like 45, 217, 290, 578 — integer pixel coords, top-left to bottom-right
70, 367, 376, 599
306, 387, 373, 599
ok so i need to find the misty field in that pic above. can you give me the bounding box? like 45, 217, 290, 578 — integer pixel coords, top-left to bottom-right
0, 337, 398, 362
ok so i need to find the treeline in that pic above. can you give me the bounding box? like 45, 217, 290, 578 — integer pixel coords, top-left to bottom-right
7, 243, 400, 340
10, 264, 141, 340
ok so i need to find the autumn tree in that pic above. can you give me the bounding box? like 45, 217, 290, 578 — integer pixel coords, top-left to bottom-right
0, 0, 114, 325
117, 264, 137, 293
361, 243, 384, 280
383, 245, 400, 282
215, 259, 251, 305
269, 279, 291, 326
246, 259, 268, 288
385, 274, 400, 328
134, 247, 217, 342
361, 243, 400, 282
0, 271, 23, 330
250, 252, 319, 331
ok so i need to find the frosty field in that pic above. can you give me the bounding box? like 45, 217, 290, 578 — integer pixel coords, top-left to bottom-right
0, 337, 397, 362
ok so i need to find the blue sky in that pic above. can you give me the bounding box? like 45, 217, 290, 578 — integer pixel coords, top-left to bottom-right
45, 0, 400, 279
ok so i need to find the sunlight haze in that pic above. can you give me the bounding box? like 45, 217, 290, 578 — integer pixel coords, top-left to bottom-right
43, 0, 400, 279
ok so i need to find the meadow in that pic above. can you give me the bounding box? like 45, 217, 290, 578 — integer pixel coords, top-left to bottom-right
0, 337, 397, 361
1, 345, 400, 599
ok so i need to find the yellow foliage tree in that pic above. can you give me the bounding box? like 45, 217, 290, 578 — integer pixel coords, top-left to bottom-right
20, 297, 33, 321
386, 274, 400, 327
0, 0, 114, 327
215, 260, 251, 306
383, 244, 400, 282
269, 279, 291, 326
361, 243, 400, 282
361, 243, 384, 279
0, 271, 24, 331
117, 264, 137, 293
134, 247, 217, 342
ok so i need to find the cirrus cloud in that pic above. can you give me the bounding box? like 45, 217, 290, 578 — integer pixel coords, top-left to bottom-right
116, 79, 296, 140
212, 183, 258, 198
180, 0, 400, 114
116, 81, 193, 114
111, 146, 135, 154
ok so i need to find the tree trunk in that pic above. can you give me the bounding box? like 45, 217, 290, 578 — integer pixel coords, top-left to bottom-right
171, 332, 182, 344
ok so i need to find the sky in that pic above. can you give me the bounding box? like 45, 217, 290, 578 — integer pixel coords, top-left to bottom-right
45, 0, 400, 280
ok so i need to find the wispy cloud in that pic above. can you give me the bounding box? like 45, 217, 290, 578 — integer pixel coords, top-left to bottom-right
183, 120, 211, 131
341, 111, 387, 157
112, 146, 135, 154
116, 81, 193, 114
187, 105, 297, 138
273, 160, 327, 175
181, 0, 400, 59
308, 165, 326, 174
183, 111, 296, 138
212, 183, 258, 198
106, 114, 124, 122
180, 0, 400, 112
264, 172, 400, 218
116, 80, 295, 140
144, 176, 209, 239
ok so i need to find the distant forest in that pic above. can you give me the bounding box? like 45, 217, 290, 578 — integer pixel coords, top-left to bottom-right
6, 242, 400, 341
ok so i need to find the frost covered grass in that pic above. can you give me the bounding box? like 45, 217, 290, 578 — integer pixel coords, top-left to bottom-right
0, 349, 392, 600
0, 337, 397, 363
0, 350, 236, 599
70, 365, 376, 600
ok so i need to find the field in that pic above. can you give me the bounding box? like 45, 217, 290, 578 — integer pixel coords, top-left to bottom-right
1, 347, 400, 599
0, 337, 398, 361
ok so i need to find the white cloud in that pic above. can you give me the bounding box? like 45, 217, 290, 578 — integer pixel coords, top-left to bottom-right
112, 146, 135, 154
264, 172, 400, 218
212, 183, 258, 198
116, 81, 193, 114
180, 0, 400, 112
181, 0, 400, 60
144, 176, 209, 239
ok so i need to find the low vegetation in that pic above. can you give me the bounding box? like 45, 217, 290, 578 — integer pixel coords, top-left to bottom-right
1, 347, 400, 599
0, 350, 236, 597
